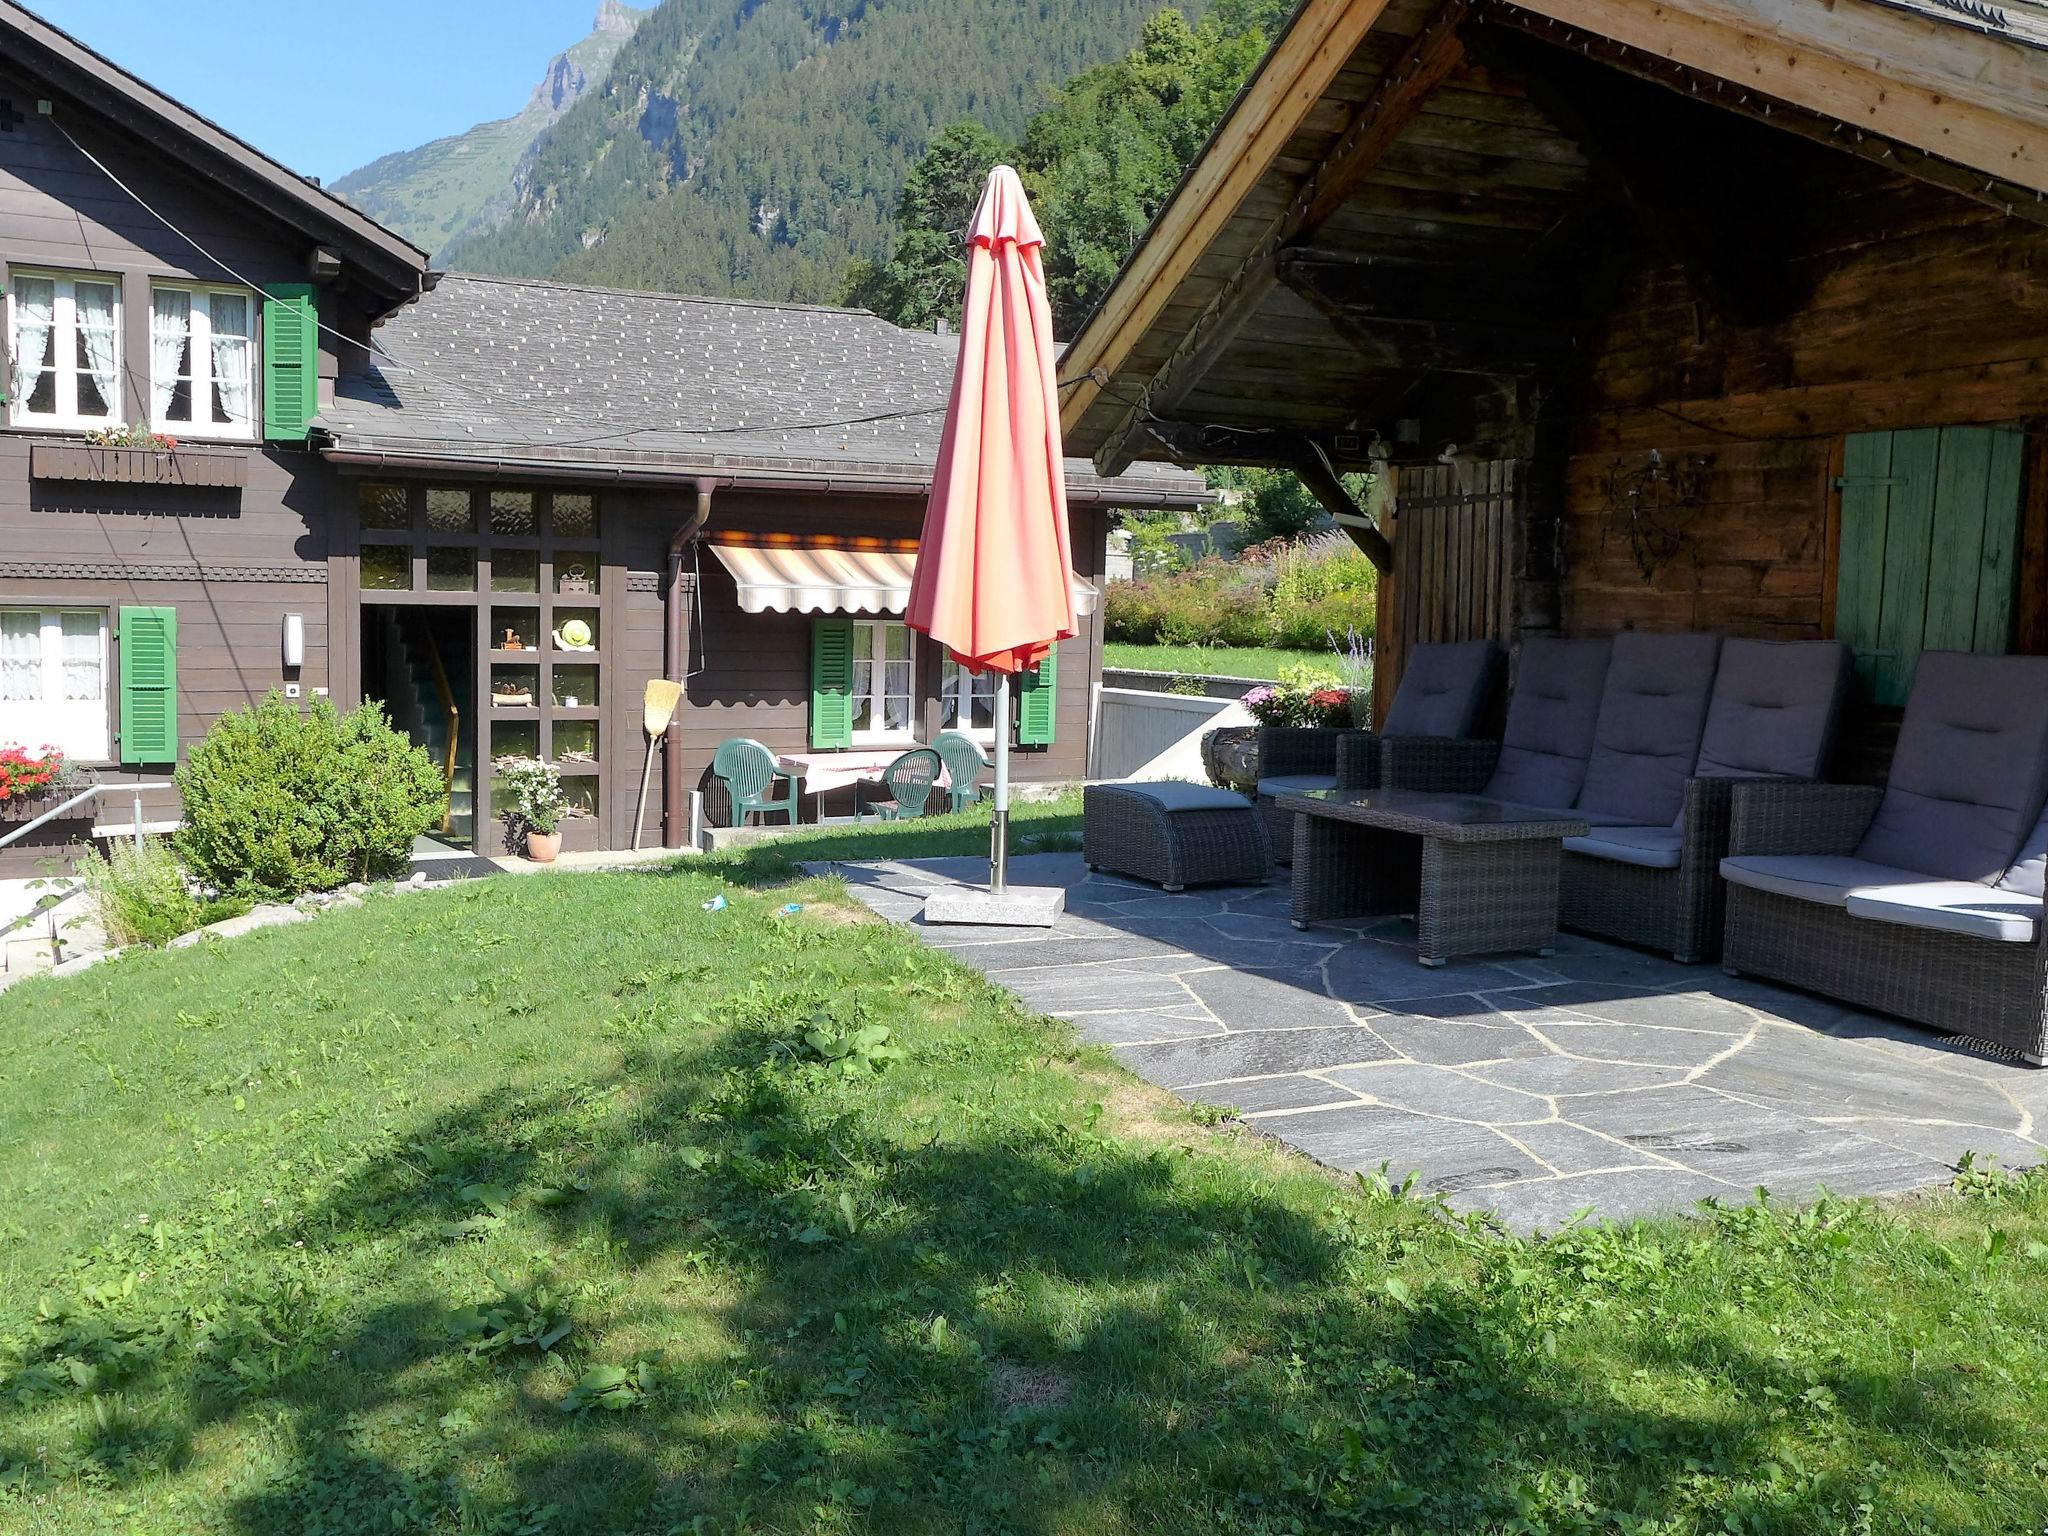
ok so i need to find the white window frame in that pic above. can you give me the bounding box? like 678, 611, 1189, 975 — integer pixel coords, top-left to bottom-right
0, 607, 110, 763
6, 268, 122, 431
150, 282, 257, 440
940, 650, 998, 743
849, 618, 917, 746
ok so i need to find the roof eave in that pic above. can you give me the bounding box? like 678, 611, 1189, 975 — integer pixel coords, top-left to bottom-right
316, 434, 1214, 507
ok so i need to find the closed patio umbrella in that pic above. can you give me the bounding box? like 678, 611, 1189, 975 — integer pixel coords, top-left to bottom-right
906, 165, 1077, 920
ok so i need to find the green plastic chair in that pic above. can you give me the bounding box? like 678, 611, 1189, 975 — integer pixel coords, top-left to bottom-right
871, 747, 942, 821
933, 731, 990, 813
712, 737, 802, 827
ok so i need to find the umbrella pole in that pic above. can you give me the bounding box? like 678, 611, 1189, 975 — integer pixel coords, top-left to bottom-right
991, 672, 1011, 892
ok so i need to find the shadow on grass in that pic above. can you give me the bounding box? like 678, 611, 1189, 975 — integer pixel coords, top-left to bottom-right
6, 994, 2021, 1532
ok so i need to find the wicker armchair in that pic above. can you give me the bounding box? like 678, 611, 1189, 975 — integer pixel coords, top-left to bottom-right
1559, 638, 1849, 963
1257, 639, 1501, 864
1254, 726, 1364, 864
1721, 780, 2048, 1061
1719, 653, 2048, 1061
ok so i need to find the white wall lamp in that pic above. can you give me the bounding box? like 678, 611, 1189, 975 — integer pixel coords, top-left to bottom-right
282, 612, 305, 672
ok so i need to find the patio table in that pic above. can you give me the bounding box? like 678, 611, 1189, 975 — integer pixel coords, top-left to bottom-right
1281, 788, 1589, 965
775, 749, 952, 816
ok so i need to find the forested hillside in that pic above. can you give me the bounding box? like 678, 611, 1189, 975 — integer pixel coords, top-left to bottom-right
332, 3, 647, 262
442, 0, 1217, 302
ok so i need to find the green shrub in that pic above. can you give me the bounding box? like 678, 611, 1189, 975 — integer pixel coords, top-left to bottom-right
1105, 541, 1374, 651
176, 694, 445, 899
77, 837, 244, 948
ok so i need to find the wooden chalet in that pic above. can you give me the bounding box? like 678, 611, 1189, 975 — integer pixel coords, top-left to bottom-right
0, 0, 1204, 875
1061, 0, 2048, 763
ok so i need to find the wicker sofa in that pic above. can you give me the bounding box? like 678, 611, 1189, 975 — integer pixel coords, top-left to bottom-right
1256, 638, 1498, 862
1378, 633, 1851, 962
1721, 652, 2048, 1062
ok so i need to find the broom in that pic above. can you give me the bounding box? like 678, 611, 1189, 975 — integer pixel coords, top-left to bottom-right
634, 678, 685, 849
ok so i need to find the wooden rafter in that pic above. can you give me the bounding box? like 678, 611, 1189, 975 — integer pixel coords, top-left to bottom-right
1482, 2, 2048, 230
1086, 0, 1472, 478
1498, 0, 2048, 204
1138, 420, 1395, 570
1276, 249, 1572, 376
1294, 448, 1395, 571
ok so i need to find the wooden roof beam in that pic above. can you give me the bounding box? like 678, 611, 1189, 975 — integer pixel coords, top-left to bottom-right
1496, 0, 2048, 203
1276, 249, 1575, 374
1482, 3, 2048, 229
1085, 0, 1472, 479
1294, 447, 1394, 571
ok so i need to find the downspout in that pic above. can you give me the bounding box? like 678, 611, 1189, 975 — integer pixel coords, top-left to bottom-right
663, 479, 714, 848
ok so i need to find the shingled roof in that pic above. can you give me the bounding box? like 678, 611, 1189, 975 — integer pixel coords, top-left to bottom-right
319, 273, 1208, 505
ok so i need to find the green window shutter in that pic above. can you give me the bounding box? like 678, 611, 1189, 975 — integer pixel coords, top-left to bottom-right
262, 282, 318, 442
118, 606, 178, 765
1015, 642, 1058, 746
1835, 423, 2024, 706
810, 617, 854, 749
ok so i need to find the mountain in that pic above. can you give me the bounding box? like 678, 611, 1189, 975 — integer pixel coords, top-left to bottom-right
437, 0, 1207, 304
331, 2, 649, 262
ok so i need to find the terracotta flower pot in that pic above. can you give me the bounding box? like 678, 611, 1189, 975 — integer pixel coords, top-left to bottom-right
526, 830, 562, 863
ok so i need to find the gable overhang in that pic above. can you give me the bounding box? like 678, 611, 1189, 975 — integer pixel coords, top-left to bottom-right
1, 0, 428, 310
1060, 0, 2048, 475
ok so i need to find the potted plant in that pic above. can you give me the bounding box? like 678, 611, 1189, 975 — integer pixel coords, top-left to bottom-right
496, 757, 566, 862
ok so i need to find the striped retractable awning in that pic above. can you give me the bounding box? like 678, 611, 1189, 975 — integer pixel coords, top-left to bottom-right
708, 540, 1097, 617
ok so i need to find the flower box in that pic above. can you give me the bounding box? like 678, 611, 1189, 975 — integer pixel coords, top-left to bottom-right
0, 767, 96, 824
30, 441, 248, 488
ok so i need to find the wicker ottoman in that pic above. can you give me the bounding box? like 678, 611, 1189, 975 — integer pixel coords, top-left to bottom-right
1083, 782, 1272, 891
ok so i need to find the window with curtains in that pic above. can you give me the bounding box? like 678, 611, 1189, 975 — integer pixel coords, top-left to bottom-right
940, 651, 998, 739
0, 608, 109, 761
151, 285, 255, 438
850, 619, 916, 743
6, 269, 120, 429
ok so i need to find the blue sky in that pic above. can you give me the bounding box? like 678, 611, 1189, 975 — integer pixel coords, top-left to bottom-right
29, 0, 601, 182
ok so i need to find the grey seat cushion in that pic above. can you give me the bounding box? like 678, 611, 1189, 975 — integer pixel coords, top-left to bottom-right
1845, 883, 2042, 943
1855, 652, 2048, 882
1695, 638, 1850, 779
1482, 638, 1612, 809
1257, 774, 1338, 799
1577, 632, 1724, 826
2002, 802, 2048, 897
1719, 854, 1928, 907
1382, 640, 1499, 739
1113, 781, 1256, 814
1564, 826, 1683, 870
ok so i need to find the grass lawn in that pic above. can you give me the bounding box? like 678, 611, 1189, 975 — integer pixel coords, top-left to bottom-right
1101, 642, 1329, 682
4, 802, 2047, 1533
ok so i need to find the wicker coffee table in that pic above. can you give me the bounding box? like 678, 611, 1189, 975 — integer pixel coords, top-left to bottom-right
1281, 788, 1590, 965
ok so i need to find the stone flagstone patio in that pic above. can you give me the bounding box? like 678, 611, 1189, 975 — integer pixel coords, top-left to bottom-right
825, 853, 2048, 1232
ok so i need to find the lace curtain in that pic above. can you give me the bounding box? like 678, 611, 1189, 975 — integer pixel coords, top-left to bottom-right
0, 612, 41, 704
208, 292, 251, 427
73, 283, 117, 418
150, 289, 190, 424
9, 277, 53, 407
59, 612, 102, 702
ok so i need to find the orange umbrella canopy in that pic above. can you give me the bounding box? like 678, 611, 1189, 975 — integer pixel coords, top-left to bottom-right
905, 166, 1077, 676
